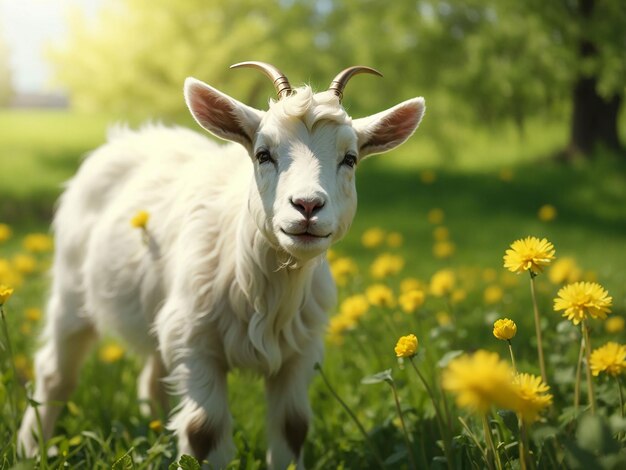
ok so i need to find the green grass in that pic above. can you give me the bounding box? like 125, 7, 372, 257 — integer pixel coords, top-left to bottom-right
1, 109, 626, 469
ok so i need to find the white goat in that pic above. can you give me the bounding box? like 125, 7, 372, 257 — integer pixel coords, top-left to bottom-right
18, 62, 425, 468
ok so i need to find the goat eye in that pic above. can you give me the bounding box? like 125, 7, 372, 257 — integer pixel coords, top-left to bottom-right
341, 152, 357, 168
255, 149, 273, 164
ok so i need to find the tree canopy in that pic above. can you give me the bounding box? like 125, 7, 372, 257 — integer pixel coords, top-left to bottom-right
50, 0, 625, 154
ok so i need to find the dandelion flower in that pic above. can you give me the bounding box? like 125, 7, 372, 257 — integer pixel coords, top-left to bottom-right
605, 316, 625, 334
22, 233, 53, 253
400, 277, 423, 293
395, 334, 418, 358
554, 282, 612, 325
365, 284, 395, 308
0, 284, 14, 305
369, 253, 404, 279
484, 285, 504, 305
0, 223, 12, 243
548, 257, 582, 285
12, 254, 37, 275
386, 232, 404, 248
327, 315, 355, 344
589, 342, 626, 377
433, 226, 450, 241
512, 373, 553, 423
330, 257, 358, 286
149, 420, 164, 432
131, 210, 150, 229
420, 169, 436, 184
99, 343, 125, 363
493, 318, 517, 340
430, 269, 455, 297
25, 307, 42, 322
399, 290, 425, 313
442, 350, 518, 413
427, 208, 445, 225
361, 227, 385, 248
339, 294, 369, 321
538, 204, 557, 222
436, 311, 452, 327
433, 241, 455, 259
503, 236, 555, 275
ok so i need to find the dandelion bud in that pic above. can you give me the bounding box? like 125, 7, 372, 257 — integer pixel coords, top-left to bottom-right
394, 334, 418, 358
493, 318, 517, 341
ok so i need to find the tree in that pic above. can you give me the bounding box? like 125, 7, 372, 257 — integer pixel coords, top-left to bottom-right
0, 31, 12, 106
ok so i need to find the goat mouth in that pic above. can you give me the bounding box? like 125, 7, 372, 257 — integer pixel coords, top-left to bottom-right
280, 229, 331, 240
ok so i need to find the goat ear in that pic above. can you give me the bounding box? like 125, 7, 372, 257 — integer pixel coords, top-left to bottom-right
353, 97, 425, 159
184, 77, 263, 152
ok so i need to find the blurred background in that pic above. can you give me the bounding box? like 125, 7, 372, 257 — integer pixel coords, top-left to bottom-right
0, 0, 624, 258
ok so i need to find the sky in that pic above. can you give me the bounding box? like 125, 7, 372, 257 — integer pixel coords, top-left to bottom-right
0, 0, 101, 93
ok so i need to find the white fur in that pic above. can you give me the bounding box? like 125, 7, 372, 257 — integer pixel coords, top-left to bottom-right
18, 80, 425, 469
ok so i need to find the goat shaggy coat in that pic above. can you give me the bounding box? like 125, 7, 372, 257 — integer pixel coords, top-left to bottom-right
18, 80, 425, 469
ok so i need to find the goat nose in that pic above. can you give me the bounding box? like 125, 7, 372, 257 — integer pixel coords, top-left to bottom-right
290, 196, 325, 218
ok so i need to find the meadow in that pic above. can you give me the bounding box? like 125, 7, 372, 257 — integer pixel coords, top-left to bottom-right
1, 109, 625, 469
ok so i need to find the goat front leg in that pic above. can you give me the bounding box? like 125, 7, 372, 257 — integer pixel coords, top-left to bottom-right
169, 358, 235, 469
265, 349, 320, 470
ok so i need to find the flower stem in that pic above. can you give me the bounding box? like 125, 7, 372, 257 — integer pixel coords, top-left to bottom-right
581, 321, 596, 415
482, 414, 502, 470
574, 336, 584, 416
314, 363, 386, 470
408, 358, 453, 470
529, 274, 547, 384
1, 304, 19, 450
518, 418, 534, 470
616, 376, 624, 419
507, 339, 517, 373
388, 379, 418, 470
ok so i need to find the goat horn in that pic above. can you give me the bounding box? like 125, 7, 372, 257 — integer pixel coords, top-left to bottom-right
328, 66, 383, 101
230, 61, 292, 99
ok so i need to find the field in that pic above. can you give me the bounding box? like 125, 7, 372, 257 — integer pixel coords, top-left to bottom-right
1, 109, 626, 469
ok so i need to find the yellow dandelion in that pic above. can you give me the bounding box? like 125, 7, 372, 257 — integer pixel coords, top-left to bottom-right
537, 204, 557, 222
436, 311, 452, 327
369, 253, 404, 279
512, 373, 553, 423
327, 315, 355, 344
0, 223, 12, 243
13, 353, 33, 381
493, 318, 517, 341
503, 236, 555, 275
25, 307, 42, 322
427, 208, 445, 225
420, 169, 436, 184
451, 289, 466, 304
365, 284, 395, 308
0, 260, 23, 288
22, 233, 54, 253
484, 285, 504, 305
554, 282, 612, 325
430, 269, 455, 297
433, 226, 450, 242
149, 420, 164, 432
386, 232, 404, 248
400, 277, 423, 293
433, 241, 455, 259
12, 254, 37, 275
395, 334, 418, 358
548, 257, 582, 285
99, 343, 125, 363
399, 290, 425, 314
361, 227, 385, 248
326, 249, 338, 262
589, 342, 626, 377
330, 257, 358, 286
442, 350, 518, 413
20, 322, 32, 336
339, 294, 369, 321
605, 316, 625, 334
131, 210, 150, 229
499, 168, 514, 182
0, 284, 14, 305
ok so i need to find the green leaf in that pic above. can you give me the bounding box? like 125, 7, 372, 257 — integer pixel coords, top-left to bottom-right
112, 449, 134, 470
497, 409, 519, 435
576, 414, 619, 455
361, 369, 393, 385
177, 454, 201, 470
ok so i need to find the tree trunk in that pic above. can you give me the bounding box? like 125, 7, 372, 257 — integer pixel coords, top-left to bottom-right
566, 0, 623, 158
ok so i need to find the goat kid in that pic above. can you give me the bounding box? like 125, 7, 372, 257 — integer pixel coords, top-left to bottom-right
18, 63, 425, 469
